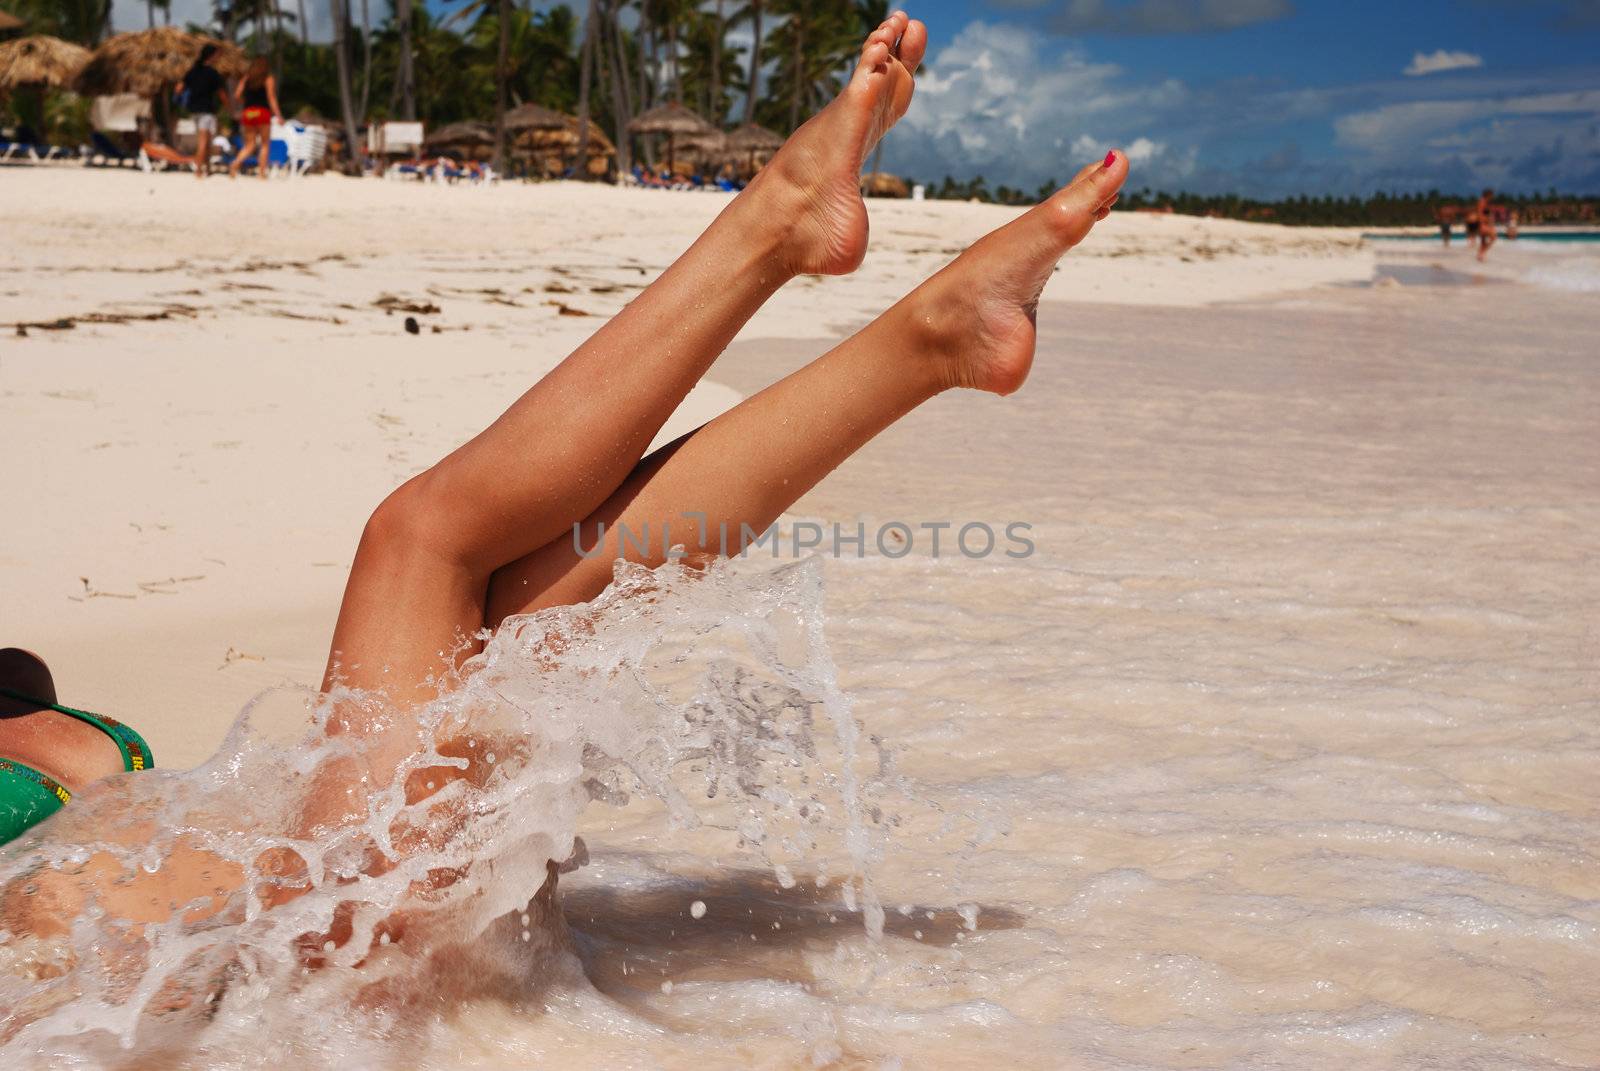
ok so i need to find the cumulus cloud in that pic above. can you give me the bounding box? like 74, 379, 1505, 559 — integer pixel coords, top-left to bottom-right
881, 21, 1193, 187
1051, 0, 1293, 35
1332, 88, 1600, 192
1403, 49, 1485, 77
1335, 88, 1600, 151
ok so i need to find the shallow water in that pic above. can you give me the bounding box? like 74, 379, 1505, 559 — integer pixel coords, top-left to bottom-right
4, 267, 1598, 1068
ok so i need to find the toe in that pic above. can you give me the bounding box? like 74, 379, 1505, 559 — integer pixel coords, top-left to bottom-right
900, 19, 929, 72
858, 39, 891, 77
1043, 150, 1129, 244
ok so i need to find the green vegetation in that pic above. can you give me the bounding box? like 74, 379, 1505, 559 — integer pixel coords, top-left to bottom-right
924, 177, 1600, 227
0, 0, 895, 171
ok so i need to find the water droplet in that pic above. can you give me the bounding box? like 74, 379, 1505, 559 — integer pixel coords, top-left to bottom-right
521, 929, 531, 942
485, 752, 495, 764
322, 940, 335, 953
689, 900, 707, 919
660, 979, 673, 994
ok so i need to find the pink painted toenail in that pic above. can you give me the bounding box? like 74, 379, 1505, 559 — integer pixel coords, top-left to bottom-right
1103, 150, 1116, 169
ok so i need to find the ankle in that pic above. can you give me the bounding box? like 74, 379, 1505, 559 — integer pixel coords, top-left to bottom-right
897, 282, 971, 393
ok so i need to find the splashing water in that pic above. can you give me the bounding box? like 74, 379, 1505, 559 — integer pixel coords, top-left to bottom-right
0, 559, 889, 1067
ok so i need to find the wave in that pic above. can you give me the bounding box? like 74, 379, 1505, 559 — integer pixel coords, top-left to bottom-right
0, 559, 888, 1067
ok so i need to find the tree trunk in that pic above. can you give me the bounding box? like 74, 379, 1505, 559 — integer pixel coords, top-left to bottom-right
270, 0, 284, 79
668, 18, 679, 103
358, 0, 373, 121
146, 0, 154, 29
494, 0, 510, 173
709, 0, 722, 121
297, 0, 308, 45
574, 0, 597, 178
637, 0, 652, 113
388, 0, 412, 117
604, 0, 632, 174
788, 9, 802, 132
331, 0, 362, 168
742, 0, 761, 124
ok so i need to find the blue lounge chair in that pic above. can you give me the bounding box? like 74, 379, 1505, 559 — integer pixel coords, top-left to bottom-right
87, 132, 137, 167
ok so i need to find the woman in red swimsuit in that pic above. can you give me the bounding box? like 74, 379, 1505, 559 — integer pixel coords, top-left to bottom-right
230, 57, 282, 180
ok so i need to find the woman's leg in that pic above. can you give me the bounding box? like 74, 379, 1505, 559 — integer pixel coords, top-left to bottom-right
323, 14, 927, 706
486, 154, 1130, 620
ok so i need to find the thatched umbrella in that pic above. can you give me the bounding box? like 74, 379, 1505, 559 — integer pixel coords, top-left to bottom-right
627, 101, 714, 174
514, 114, 615, 178
724, 121, 785, 176
0, 11, 25, 34
861, 171, 910, 199
0, 35, 90, 94
425, 120, 495, 159
504, 102, 569, 134
74, 28, 245, 100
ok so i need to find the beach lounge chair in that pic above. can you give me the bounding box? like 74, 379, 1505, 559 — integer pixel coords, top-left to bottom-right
86, 131, 137, 167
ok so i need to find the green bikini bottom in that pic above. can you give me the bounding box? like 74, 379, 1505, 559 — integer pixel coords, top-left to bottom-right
0, 686, 154, 846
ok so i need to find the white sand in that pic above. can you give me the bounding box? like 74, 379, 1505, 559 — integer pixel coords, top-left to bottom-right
0, 168, 1371, 768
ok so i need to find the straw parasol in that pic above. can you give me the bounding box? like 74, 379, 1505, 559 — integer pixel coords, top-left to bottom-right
515, 114, 615, 178
504, 101, 569, 134
425, 120, 495, 158
627, 101, 714, 174
0, 35, 90, 94
74, 27, 245, 99
724, 121, 785, 176
861, 171, 911, 199
0, 11, 25, 33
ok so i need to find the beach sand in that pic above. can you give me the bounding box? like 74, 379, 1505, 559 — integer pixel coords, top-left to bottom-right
4, 168, 1598, 1067
1, 168, 1369, 768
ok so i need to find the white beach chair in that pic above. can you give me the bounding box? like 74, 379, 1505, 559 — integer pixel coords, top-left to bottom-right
269, 119, 327, 177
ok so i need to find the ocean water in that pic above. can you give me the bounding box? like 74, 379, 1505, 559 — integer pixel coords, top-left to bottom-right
3, 275, 1598, 1068
1366, 231, 1600, 292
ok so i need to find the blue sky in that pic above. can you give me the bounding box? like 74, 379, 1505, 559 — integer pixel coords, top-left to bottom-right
875, 0, 1600, 196
113, 0, 1600, 197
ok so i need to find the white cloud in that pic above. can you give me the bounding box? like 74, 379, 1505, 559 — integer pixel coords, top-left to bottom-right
1335, 88, 1600, 151
1403, 49, 1485, 77
882, 20, 1191, 186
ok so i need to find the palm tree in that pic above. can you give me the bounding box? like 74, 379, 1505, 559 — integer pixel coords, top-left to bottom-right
603, 0, 633, 172
738, 0, 761, 124
330, 0, 362, 166
708, 0, 724, 120
442, 0, 513, 172
393, 0, 415, 119
1, 0, 111, 45
574, 0, 598, 175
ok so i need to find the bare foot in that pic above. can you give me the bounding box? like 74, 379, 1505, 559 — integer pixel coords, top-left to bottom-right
910, 151, 1130, 395
744, 10, 928, 276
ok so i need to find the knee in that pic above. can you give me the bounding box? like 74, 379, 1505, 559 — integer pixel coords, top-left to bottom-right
358, 473, 462, 569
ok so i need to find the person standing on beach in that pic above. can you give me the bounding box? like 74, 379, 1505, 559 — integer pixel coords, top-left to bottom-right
1437, 204, 1453, 246
229, 57, 282, 180
179, 45, 230, 179
1475, 188, 1496, 262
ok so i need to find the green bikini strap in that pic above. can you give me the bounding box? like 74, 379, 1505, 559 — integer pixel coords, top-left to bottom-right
0, 686, 151, 773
